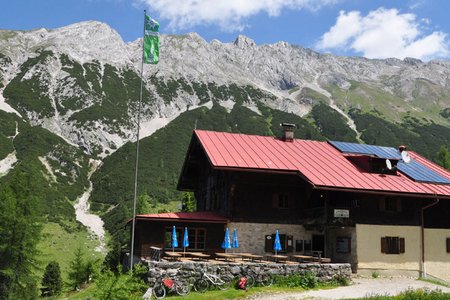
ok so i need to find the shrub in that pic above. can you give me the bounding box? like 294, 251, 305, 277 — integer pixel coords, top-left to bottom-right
41, 261, 62, 296
94, 264, 148, 300
274, 271, 318, 289
330, 274, 350, 286
372, 271, 380, 278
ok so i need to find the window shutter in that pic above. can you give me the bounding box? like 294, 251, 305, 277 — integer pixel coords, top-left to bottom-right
396, 199, 402, 212
286, 235, 294, 253
446, 238, 450, 253
288, 193, 296, 209
272, 194, 279, 208
379, 199, 386, 211
381, 237, 388, 253
265, 235, 272, 252
399, 238, 405, 253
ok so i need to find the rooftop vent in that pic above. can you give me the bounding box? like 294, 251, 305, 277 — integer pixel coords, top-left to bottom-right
280, 123, 296, 142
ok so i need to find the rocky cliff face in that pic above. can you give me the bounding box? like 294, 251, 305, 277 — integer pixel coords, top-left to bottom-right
1, 21, 450, 158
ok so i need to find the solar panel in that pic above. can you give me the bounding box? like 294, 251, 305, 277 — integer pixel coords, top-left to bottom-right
329, 141, 401, 159
397, 161, 450, 184
329, 141, 450, 185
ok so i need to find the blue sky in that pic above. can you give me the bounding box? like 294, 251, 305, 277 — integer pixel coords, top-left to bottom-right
1, 0, 449, 60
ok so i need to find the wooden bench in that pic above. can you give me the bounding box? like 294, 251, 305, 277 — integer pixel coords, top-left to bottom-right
215, 253, 237, 262
290, 255, 315, 263
187, 252, 211, 260
239, 253, 264, 262
164, 251, 182, 261
267, 254, 289, 263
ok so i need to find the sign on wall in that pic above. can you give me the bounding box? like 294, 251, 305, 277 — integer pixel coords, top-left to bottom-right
334, 209, 350, 218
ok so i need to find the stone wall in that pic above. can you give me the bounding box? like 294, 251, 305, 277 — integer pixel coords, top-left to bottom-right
146, 261, 352, 284
228, 222, 322, 255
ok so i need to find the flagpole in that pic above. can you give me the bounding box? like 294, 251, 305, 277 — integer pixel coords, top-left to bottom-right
130, 9, 147, 272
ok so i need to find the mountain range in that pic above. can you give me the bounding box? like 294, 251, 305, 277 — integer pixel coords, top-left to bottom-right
1, 21, 450, 252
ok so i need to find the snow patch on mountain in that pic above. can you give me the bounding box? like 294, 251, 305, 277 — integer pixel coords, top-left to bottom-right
0, 89, 22, 117
38, 156, 57, 182
0, 152, 17, 178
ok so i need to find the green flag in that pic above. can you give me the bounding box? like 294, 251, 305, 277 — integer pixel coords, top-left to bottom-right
143, 15, 159, 64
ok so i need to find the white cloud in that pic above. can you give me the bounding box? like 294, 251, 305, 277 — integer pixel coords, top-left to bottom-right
135, 0, 338, 32
316, 8, 449, 60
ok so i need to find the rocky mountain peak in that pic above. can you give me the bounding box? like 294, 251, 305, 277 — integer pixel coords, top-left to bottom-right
233, 35, 256, 48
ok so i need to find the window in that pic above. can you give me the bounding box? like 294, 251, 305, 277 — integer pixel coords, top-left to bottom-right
188, 228, 206, 250
379, 198, 402, 213
446, 238, 450, 253
381, 236, 405, 254
272, 193, 290, 209
164, 227, 206, 251
336, 237, 351, 253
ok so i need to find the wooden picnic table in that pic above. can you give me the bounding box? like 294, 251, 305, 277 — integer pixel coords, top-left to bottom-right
239, 253, 264, 262
267, 254, 288, 263
290, 254, 315, 262
164, 251, 182, 261
215, 253, 237, 261
187, 252, 211, 260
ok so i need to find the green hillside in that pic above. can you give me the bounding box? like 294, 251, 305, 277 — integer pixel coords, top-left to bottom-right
0, 111, 96, 295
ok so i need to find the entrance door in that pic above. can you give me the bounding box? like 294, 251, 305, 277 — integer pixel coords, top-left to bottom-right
312, 234, 325, 254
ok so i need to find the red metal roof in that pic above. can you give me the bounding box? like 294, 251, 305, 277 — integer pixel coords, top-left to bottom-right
194, 130, 450, 198
135, 211, 228, 223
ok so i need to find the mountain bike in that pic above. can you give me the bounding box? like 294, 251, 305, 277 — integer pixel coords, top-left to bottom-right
152, 270, 191, 299
193, 271, 232, 292
243, 269, 273, 287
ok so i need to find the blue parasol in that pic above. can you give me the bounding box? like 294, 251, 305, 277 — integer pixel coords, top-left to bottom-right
182, 227, 189, 257
221, 227, 231, 252
171, 226, 178, 253
232, 229, 239, 252
274, 230, 282, 256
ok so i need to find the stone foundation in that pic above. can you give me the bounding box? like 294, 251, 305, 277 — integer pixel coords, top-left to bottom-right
146, 261, 351, 284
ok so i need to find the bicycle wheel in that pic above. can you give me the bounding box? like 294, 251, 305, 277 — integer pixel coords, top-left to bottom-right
217, 276, 232, 290
194, 278, 209, 293
152, 282, 166, 299
175, 280, 191, 296
245, 274, 255, 288
259, 274, 273, 287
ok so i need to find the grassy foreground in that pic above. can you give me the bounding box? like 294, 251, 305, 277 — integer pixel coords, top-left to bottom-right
36, 222, 105, 282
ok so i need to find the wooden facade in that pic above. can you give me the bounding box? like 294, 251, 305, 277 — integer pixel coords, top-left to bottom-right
176, 133, 450, 270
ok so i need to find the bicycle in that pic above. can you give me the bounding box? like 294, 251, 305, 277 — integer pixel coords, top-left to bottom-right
152, 270, 191, 299
245, 269, 273, 287
193, 271, 232, 292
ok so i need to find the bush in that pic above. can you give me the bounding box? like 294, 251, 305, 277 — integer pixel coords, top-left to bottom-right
274, 271, 318, 289
41, 261, 62, 296
94, 264, 148, 300
330, 274, 350, 286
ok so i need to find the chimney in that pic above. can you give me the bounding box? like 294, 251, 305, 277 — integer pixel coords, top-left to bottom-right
398, 145, 407, 152
280, 123, 296, 142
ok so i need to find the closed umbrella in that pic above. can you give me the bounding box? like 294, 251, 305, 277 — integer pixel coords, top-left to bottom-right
232, 229, 239, 253
274, 230, 282, 256
171, 226, 178, 253
221, 227, 231, 253
183, 227, 189, 257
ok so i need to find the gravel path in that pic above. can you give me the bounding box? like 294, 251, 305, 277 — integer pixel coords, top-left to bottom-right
253, 277, 450, 299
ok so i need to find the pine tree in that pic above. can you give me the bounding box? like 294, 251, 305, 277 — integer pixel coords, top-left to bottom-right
437, 145, 450, 170
67, 247, 86, 290
181, 192, 196, 212
0, 171, 42, 300
41, 261, 62, 296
